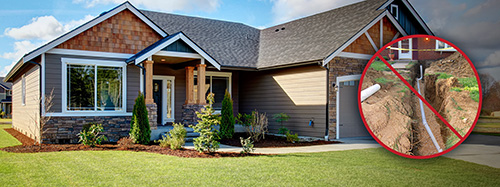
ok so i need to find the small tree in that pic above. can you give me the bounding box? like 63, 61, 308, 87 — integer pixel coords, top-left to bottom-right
129, 92, 151, 144
273, 113, 290, 134
219, 90, 235, 139
190, 93, 220, 153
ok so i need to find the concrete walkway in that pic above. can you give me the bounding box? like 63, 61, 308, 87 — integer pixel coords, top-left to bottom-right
443, 134, 500, 168
184, 137, 380, 154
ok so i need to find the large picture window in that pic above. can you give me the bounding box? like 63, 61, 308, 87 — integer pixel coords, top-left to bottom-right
63, 58, 126, 113
194, 71, 231, 111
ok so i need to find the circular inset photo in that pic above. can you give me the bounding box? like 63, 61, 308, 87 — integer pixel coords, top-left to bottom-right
359, 35, 482, 159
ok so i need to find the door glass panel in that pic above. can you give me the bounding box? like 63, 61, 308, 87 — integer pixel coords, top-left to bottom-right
166, 80, 172, 119
401, 39, 410, 54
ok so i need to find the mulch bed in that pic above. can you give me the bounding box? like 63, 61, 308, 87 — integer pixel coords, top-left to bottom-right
219, 133, 340, 148
1, 128, 263, 158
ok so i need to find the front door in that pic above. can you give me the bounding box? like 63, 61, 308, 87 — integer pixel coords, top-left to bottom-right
153, 76, 175, 125
153, 80, 163, 125
398, 38, 412, 59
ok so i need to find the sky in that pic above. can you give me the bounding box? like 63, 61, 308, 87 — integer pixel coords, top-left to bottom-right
1, 0, 499, 81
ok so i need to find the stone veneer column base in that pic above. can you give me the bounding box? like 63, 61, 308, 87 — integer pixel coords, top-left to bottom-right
146, 103, 158, 130
181, 104, 206, 126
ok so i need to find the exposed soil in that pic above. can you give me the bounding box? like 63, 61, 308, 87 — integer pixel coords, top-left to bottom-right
361, 52, 478, 156
2, 128, 264, 158
361, 67, 415, 155
219, 133, 340, 148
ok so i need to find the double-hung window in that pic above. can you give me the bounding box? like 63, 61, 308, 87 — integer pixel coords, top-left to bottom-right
63, 58, 126, 113
194, 71, 231, 111
435, 40, 457, 51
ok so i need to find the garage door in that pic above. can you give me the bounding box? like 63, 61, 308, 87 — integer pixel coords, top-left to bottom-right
338, 79, 370, 138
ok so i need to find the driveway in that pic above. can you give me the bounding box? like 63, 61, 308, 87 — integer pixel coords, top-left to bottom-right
443, 134, 500, 168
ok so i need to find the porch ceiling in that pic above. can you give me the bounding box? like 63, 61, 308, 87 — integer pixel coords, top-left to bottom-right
152, 55, 196, 64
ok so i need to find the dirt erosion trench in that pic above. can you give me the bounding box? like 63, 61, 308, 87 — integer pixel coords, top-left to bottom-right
362, 55, 477, 156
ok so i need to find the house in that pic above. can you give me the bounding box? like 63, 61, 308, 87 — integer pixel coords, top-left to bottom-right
4, 0, 432, 143
384, 37, 456, 60
0, 77, 12, 118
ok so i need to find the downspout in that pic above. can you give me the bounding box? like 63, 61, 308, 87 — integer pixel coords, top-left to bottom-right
324, 62, 330, 141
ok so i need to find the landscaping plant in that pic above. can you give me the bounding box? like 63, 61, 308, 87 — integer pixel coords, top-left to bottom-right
285, 131, 299, 143
219, 90, 235, 139
157, 123, 187, 150
238, 110, 268, 142
240, 136, 255, 154
190, 93, 221, 153
273, 113, 290, 134
129, 92, 151, 145
78, 123, 107, 147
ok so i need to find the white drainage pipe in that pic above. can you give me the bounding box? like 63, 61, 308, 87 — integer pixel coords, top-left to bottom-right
416, 65, 443, 153
360, 84, 381, 102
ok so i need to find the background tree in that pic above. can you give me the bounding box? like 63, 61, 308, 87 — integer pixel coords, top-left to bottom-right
219, 90, 235, 139
129, 92, 151, 144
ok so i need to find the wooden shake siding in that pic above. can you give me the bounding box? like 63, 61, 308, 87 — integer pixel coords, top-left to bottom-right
12, 65, 40, 140
44, 54, 140, 113
344, 16, 399, 54
239, 64, 327, 137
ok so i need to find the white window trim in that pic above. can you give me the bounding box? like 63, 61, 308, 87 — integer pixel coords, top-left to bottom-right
152, 75, 175, 124
21, 74, 26, 106
435, 40, 457, 52
61, 58, 127, 115
390, 4, 399, 20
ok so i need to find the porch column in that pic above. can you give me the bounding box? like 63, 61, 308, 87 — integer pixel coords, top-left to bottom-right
196, 64, 207, 104
185, 66, 195, 104
144, 60, 154, 104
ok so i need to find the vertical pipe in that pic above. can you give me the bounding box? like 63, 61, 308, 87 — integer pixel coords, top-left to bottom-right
417, 65, 443, 153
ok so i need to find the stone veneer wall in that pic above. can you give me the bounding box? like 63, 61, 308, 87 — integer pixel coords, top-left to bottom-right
146, 103, 158, 129
181, 104, 205, 126
328, 57, 368, 139
43, 116, 132, 144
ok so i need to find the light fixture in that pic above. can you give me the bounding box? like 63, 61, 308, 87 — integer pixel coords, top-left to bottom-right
161, 58, 166, 62
425, 38, 429, 41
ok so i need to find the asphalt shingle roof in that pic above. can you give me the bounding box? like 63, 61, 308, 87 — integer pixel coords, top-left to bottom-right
141, 0, 387, 69
141, 10, 261, 68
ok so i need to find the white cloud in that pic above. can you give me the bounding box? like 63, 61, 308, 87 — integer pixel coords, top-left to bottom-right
4, 15, 95, 41
1, 15, 95, 76
478, 50, 500, 68
0, 41, 44, 76
73, 0, 220, 12
270, 0, 364, 24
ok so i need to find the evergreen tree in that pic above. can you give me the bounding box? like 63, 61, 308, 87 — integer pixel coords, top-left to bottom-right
219, 90, 235, 139
129, 92, 151, 144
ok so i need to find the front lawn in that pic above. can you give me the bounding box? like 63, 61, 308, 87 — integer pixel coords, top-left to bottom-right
1, 125, 499, 186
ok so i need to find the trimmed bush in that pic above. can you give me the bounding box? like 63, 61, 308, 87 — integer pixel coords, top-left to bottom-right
78, 124, 107, 147
190, 93, 221, 153
157, 123, 187, 150
129, 92, 151, 145
220, 90, 235, 139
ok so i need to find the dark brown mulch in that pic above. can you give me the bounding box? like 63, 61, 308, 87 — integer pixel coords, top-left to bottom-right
1, 128, 263, 158
4, 128, 35, 145
220, 133, 340, 148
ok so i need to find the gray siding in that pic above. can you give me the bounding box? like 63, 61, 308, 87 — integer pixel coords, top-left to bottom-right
240, 64, 327, 137
44, 54, 136, 113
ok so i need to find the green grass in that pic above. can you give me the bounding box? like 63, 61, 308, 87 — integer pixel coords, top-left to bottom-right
475, 123, 500, 128
0, 124, 21, 148
448, 77, 479, 102
0, 118, 12, 123
435, 72, 454, 79
1, 126, 500, 186
374, 77, 394, 84
370, 60, 395, 71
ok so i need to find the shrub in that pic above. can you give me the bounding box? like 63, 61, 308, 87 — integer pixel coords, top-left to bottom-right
273, 113, 290, 134
285, 131, 299, 143
190, 93, 220, 153
129, 92, 151, 145
236, 113, 253, 126
278, 127, 289, 135
240, 137, 255, 154
219, 90, 235, 139
78, 124, 107, 147
241, 110, 268, 142
157, 123, 187, 150
117, 137, 134, 148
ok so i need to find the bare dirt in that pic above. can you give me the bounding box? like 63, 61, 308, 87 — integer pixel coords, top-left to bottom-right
425, 52, 474, 78
361, 67, 414, 155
